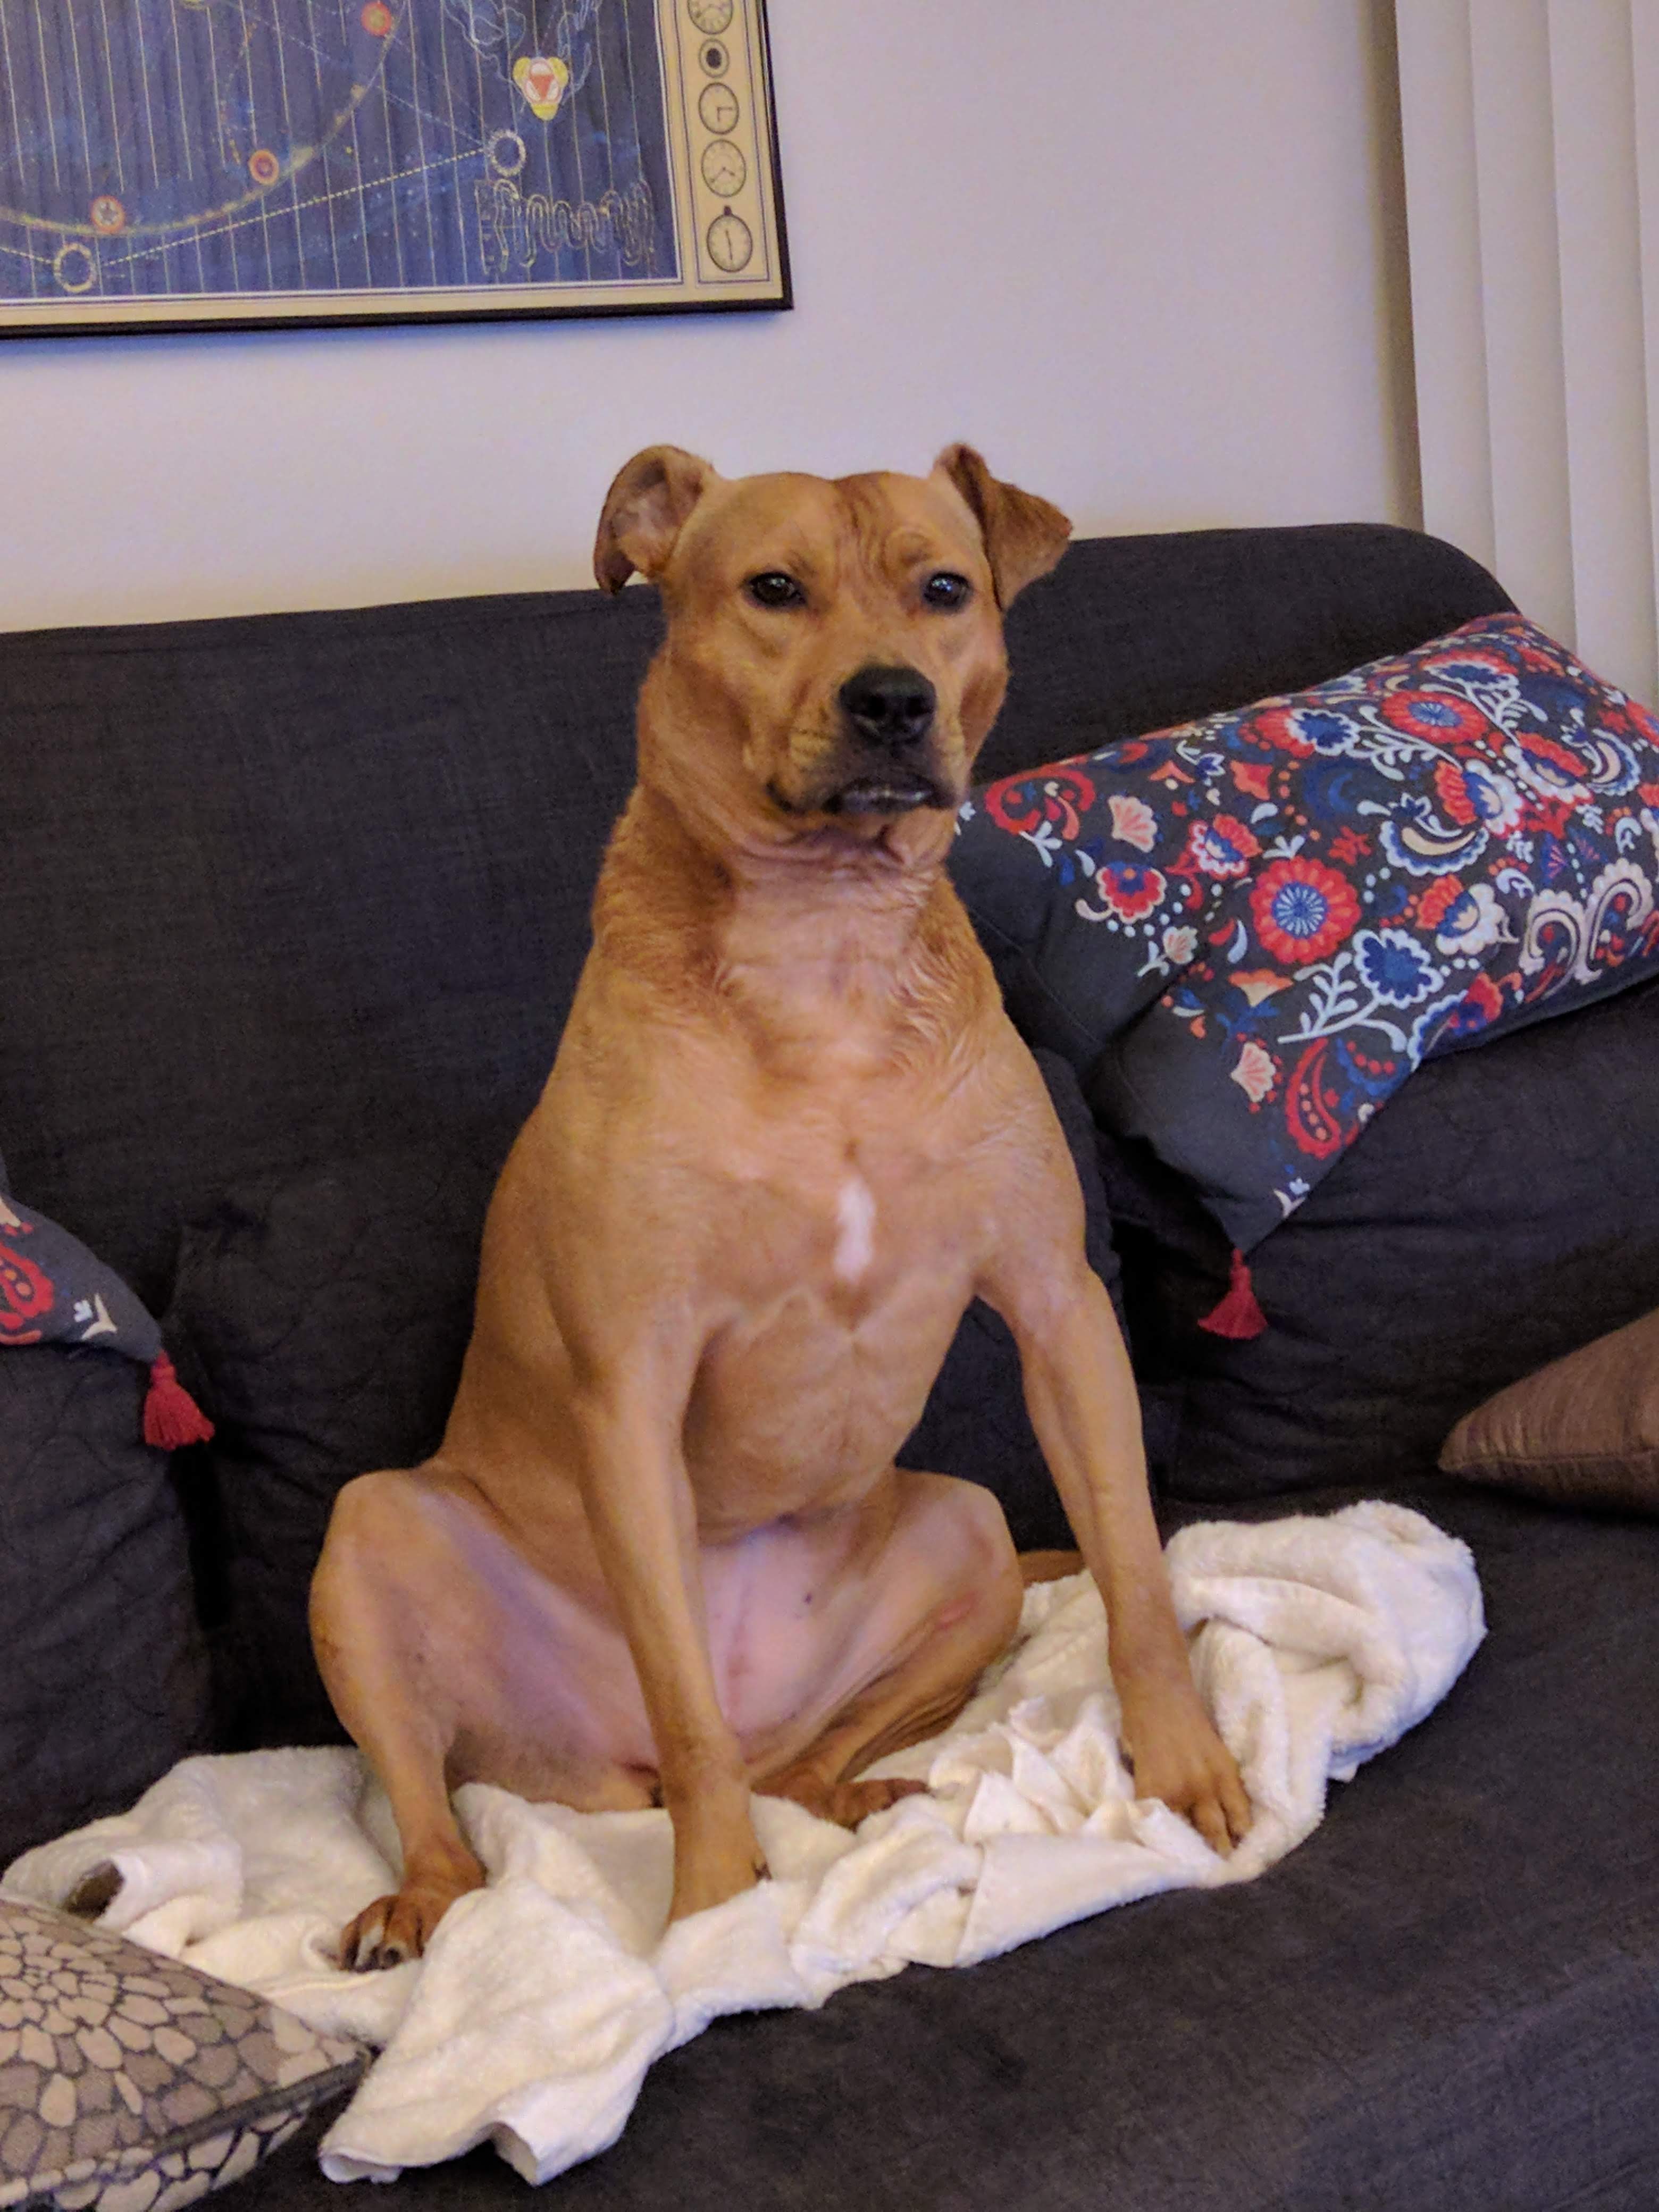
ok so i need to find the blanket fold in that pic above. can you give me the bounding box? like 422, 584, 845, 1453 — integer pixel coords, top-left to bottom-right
2, 1502, 1484, 2188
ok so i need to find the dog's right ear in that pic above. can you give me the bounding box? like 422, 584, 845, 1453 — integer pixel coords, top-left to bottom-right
593, 446, 716, 593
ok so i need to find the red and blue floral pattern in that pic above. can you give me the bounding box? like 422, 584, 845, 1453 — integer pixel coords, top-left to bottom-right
956, 614, 1659, 1250
0, 1177, 214, 1445
0, 1187, 160, 1355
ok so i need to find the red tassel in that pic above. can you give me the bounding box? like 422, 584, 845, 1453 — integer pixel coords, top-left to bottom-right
1198, 1249, 1268, 1340
143, 1354, 215, 1449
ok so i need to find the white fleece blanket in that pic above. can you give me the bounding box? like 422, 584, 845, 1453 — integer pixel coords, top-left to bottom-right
3, 1502, 1482, 2189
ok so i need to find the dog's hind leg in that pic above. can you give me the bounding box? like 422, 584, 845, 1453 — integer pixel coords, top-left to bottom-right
1019, 1548, 1084, 1585
311, 1462, 661, 1967
749, 1471, 1024, 1828
310, 1470, 488, 1969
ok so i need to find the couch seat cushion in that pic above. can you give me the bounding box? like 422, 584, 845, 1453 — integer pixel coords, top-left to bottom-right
0, 1350, 210, 1871
1108, 968, 1659, 1505
163, 1124, 519, 1749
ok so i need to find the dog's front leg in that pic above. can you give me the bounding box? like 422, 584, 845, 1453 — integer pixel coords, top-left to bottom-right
571, 1385, 768, 1921
994, 1264, 1253, 1856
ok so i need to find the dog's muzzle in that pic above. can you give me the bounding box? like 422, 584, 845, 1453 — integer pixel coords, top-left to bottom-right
821, 663, 948, 815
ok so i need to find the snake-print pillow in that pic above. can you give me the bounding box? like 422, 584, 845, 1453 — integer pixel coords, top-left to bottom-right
0, 1898, 363, 2210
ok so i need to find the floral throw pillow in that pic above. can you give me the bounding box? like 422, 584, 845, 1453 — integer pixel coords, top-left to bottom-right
0, 1182, 212, 1452
954, 614, 1659, 1252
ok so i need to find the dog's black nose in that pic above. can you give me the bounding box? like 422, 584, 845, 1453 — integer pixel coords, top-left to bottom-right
838, 664, 936, 750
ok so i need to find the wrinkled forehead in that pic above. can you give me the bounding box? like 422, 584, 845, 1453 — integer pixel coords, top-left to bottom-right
671, 467, 988, 592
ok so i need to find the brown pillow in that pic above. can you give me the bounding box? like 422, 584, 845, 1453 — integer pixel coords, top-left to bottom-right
1440, 1306, 1659, 1510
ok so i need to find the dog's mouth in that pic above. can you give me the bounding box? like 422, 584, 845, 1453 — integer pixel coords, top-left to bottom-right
765, 750, 960, 822
820, 771, 948, 816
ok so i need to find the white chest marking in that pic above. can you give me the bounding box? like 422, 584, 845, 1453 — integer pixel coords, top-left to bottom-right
832, 1176, 877, 1285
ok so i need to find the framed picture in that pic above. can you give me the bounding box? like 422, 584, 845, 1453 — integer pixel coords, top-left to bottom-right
0, 0, 789, 338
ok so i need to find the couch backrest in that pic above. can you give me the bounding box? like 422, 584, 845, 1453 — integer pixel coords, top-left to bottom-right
0, 524, 1509, 1303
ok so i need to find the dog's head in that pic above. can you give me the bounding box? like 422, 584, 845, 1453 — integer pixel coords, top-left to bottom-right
594, 446, 1070, 857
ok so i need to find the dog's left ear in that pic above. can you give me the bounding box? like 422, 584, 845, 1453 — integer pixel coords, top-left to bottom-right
593, 445, 716, 593
932, 445, 1072, 608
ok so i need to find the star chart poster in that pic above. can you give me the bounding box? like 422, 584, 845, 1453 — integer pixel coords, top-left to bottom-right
0, 0, 787, 334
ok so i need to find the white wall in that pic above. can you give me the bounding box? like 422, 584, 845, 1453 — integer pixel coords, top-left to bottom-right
0, 0, 1419, 633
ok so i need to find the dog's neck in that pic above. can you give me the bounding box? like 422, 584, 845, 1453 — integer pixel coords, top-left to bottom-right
717, 833, 946, 1038
598, 783, 983, 1068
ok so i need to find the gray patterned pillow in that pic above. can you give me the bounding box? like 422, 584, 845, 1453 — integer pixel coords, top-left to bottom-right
0, 1898, 363, 2210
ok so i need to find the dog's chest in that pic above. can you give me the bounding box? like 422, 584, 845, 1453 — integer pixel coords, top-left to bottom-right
689, 1152, 974, 1505
680, 1096, 1000, 1502
704, 1127, 986, 1362
830, 1174, 878, 1286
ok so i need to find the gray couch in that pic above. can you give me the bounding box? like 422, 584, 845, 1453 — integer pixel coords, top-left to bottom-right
4, 521, 1657, 2210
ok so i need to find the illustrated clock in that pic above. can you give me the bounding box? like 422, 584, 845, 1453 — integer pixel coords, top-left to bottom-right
698, 83, 741, 133
706, 211, 753, 272
700, 141, 748, 197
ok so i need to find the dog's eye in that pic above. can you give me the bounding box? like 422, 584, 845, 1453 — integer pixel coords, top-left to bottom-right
745, 572, 806, 610
922, 572, 971, 610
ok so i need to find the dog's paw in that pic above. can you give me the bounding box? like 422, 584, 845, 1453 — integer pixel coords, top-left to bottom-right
1122, 1694, 1253, 1856
1168, 1755, 1253, 1858
823, 1774, 927, 1828
336, 1850, 486, 1971
760, 1770, 926, 1829
337, 1890, 441, 1972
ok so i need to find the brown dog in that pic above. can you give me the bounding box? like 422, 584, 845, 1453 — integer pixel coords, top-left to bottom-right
310, 445, 1251, 1968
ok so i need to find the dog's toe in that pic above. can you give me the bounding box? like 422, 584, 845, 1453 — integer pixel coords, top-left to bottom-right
337, 1899, 391, 1972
